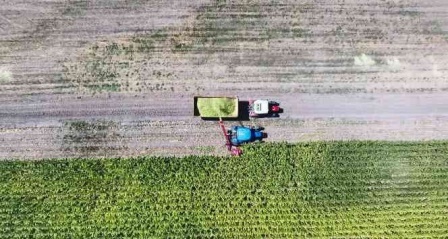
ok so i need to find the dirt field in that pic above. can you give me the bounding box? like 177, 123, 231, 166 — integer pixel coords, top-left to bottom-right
1, 0, 448, 159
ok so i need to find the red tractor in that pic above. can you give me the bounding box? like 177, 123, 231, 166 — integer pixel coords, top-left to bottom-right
249, 100, 282, 118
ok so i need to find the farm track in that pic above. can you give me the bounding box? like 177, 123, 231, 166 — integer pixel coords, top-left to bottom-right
1, 0, 448, 159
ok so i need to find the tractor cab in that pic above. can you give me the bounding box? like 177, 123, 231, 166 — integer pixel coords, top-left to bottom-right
249, 99, 282, 118
252, 100, 270, 114
228, 126, 267, 146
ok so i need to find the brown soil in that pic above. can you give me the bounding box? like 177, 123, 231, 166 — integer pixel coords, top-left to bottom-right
1, 0, 448, 159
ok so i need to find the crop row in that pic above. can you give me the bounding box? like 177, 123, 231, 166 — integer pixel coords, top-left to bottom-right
1, 141, 447, 238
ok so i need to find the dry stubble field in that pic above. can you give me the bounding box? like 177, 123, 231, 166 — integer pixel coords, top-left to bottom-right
1, 0, 448, 159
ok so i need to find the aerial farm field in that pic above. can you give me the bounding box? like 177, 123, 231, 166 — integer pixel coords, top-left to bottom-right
1, 0, 448, 158
1, 0, 448, 238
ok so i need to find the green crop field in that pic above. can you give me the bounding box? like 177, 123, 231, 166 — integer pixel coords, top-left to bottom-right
1, 141, 448, 238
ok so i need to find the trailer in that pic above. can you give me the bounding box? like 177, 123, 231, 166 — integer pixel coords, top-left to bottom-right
193, 96, 239, 118
194, 96, 283, 119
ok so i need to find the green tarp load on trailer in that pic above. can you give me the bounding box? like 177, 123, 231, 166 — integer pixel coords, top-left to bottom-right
195, 97, 238, 118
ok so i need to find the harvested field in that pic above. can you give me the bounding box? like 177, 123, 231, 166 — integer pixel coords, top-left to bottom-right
1, 0, 448, 159
1, 142, 448, 237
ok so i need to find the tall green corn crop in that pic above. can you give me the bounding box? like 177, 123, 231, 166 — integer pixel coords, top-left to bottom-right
1, 141, 448, 238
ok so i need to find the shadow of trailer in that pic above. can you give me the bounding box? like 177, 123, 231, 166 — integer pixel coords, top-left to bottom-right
193, 96, 250, 121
